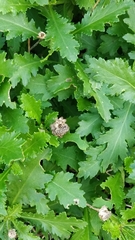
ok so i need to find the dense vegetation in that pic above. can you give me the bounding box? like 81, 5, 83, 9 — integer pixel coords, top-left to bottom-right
0, 0, 135, 239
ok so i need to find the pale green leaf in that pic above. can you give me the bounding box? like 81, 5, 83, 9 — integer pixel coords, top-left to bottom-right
21, 93, 42, 124
87, 57, 135, 104
0, 0, 31, 14
46, 7, 79, 62
124, 7, 135, 32
0, 12, 38, 40
29, 0, 49, 5
10, 52, 43, 87
123, 33, 135, 45
8, 154, 52, 213
75, 1, 131, 35
101, 172, 125, 209
0, 81, 16, 109
76, 112, 102, 137
46, 171, 87, 208
62, 132, 89, 151
78, 159, 100, 179
1, 107, 29, 133
97, 103, 135, 171
21, 211, 87, 239
0, 132, 24, 164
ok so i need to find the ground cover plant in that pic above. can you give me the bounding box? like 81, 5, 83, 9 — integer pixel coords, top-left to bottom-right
1, 0, 135, 239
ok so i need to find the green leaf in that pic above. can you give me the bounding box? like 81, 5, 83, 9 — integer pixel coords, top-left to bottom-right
10, 52, 43, 87
98, 35, 121, 56
78, 159, 100, 179
71, 208, 99, 240
27, 73, 52, 100
75, 0, 95, 10
47, 64, 76, 94
87, 57, 135, 103
0, 168, 10, 215
23, 132, 51, 158
97, 103, 135, 171
13, 220, 40, 240
46, 171, 87, 208
121, 203, 135, 221
0, 132, 24, 164
62, 132, 89, 151
0, 0, 31, 14
29, 0, 49, 5
8, 153, 52, 214
0, 52, 14, 78
124, 7, 135, 32
21, 211, 87, 239
21, 93, 42, 124
1, 107, 29, 133
76, 112, 102, 137
0, 12, 38, 40
101, 172, 125, 209
51, 145, 81, 171
75, 1, 131, 35
0, 81, 16, 109
46, 7, 79, 62
92, 86, 114, 122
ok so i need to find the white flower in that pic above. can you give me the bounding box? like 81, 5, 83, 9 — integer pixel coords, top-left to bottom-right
73, 198, 80, 205
50, 117, 69, 137
98, 206, 111, 221
8, 229, 17, 239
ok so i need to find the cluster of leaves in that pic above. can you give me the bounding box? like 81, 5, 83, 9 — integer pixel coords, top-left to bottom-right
1, 0, 135, 239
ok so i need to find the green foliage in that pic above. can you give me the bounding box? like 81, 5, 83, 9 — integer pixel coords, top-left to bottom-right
0, 0, 135, 239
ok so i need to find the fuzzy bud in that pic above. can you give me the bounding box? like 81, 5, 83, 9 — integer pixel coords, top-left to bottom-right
8, 229, 17, 239
50, 117, 69, 137
98, 206, 111, 221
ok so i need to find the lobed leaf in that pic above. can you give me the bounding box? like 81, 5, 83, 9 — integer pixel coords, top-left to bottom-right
0, 132, 24, 164
21, 93, 42, 124
0, 0, 31, 14
1, 108, 29, 134
97, 103, 135, 171
0, 12, 38, 40
21, 211, 87, 239
10, 52, 43, 87
76, 112, 102, 137
0, 81, 16, 109
46, 171, 87, 208
87, 57, 135, 104
8, 153, 52, 214
75, 0, 131, 35
22, 132, 50, 158
101, 172, 125, 209
46, 7, 79, 62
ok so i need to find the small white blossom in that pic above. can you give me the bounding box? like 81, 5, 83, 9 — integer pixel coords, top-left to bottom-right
98, 206, 111, 221
37, 31, 46, 39
73, 198, 80, 205
8, 229, 17, 239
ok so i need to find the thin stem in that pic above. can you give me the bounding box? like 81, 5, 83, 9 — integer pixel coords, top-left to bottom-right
30, 39, 41, 51
87, 203, 100, 212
